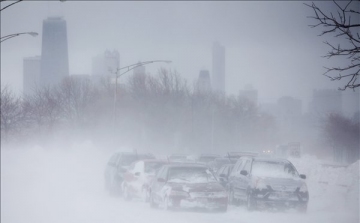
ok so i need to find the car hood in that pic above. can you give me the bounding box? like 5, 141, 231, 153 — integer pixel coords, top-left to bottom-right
167, 182, 224, 193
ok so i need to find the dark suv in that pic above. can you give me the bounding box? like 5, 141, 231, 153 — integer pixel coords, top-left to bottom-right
227, 156, 308, 212
104, 152, 154, 195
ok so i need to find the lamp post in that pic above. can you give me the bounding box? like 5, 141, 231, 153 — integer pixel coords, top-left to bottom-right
111, 60, 172, 124
1, 32, 38, 43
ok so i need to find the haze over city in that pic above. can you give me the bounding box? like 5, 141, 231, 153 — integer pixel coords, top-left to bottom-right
1, 1, 359, 223
1, 1, 358, 114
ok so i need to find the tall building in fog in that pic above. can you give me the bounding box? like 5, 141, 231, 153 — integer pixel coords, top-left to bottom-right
23, 56, 41, 96
40, 17, 69, 87
92, 50, 120, 77
212, 42, 225, 93
196, 69, 211, 93
309, 89, 343, 115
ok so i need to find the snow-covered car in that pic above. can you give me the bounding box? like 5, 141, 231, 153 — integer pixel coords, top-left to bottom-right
104, 152, 155, 195
122, 159, 169, 201
227, 156, 308, 212
149, 163, 228, 212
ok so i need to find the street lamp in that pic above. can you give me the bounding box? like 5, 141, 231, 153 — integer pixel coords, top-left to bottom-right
1, 32, 38, 43
111, 60, 172, 123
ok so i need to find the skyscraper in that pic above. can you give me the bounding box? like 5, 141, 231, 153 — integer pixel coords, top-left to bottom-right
23, 56, 41, 96
212, 42, 225, 93
40, 17, 69, 87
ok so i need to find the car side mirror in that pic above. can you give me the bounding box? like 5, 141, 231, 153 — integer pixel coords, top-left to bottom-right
240, 170, 248, 176
135, 172, 141, 177
299, 174, 306, 179
157, 178, 166, 182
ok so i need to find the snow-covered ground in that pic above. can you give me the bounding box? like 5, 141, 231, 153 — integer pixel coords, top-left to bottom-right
1, 142, 359, 223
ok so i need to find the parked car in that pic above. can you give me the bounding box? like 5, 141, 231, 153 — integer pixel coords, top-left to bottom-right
122, 159, 169, 201
104, 152, 155, 195
215, 164, 234, 187
227, 156, 308, 212
149, 163, 228, 212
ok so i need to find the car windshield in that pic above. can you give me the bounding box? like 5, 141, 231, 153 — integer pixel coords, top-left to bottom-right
145, 162, 165, 174
168, 167, 217, 183
251, 161, 299, 178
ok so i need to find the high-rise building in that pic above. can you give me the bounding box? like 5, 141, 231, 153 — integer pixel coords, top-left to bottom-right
23, 56, 41, 96
40, 17, 69, 87
212, 41, 225, 93
196, 69, 211, 93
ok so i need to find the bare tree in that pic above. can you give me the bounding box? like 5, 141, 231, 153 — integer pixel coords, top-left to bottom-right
0, 86, 23, 142
305, 0, 360, 90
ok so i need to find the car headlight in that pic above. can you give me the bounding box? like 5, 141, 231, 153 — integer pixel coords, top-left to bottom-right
170, 190, 189, 197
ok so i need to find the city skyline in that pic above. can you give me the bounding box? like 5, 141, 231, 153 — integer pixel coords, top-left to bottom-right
2, 1, 359, 112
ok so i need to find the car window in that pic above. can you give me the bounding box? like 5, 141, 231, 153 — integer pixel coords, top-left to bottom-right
230, 160, 242, 176
158, 166, 167, 180
235, 159, 245, 174
156, 167, 165, 178
243, 160, 251, 173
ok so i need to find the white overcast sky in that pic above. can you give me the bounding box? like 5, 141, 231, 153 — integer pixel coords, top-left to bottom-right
1, 1, 359, 112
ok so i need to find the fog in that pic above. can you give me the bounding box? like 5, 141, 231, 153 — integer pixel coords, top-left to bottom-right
1, 1, 358, 109
1, 1, 360, 223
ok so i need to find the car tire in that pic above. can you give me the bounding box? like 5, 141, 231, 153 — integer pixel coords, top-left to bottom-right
246, 193, 257, 211
150, 193, 159, 209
